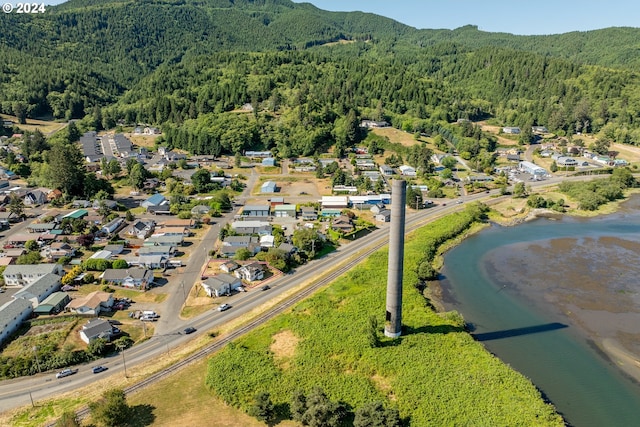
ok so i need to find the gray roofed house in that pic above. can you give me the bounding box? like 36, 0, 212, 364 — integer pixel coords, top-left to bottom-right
3, 263, 64, 287
144, 235, 183, 247
80, 131, 102, 160
277, 243, 297, 255
374, 209, 391, 223
100, 268, 154, 289
26, 222, 56, 233
138, 246, 174, 257
300, 207, 317, 221
127, 220, 155, 239
230, 221, 272, 235
223, 236, 260, 247
104, 244, 124, 255
24, 190, 47, 206
135, 255, 168, 269
201, 274, 242, 297
79, 318, 114, 344
0, 299, 33, 345
12, 273, 62, 306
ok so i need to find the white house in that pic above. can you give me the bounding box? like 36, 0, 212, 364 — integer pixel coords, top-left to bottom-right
66, 291, 114, 315
201, 274, 242, 297
100, 217, 124, 235
502, 127, 521, 134
100, 268, 154, 290
261, 181, 277, 193
398, 165, 417, 177
79, 318, 114, 344
234, 262, 265, 282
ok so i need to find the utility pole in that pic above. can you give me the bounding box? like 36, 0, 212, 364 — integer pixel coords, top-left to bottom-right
32, 346, 41, 374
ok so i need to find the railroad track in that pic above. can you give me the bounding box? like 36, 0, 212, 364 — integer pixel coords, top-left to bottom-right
53, 207, 445, 424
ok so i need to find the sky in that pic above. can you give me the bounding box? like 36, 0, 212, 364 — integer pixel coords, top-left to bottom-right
7, 0, 640, 35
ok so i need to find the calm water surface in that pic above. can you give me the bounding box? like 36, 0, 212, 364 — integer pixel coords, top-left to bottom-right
441, 203, 640, 427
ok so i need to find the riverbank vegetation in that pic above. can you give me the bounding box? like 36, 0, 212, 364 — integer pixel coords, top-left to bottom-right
558, 168, 637, 210
205, 204, 563, 426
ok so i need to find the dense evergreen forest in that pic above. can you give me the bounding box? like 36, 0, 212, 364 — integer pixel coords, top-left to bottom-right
2, 0, 640, 156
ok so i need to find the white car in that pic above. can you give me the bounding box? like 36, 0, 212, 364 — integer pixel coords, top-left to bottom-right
56, 368, 77, 379
217, 303, 231, 312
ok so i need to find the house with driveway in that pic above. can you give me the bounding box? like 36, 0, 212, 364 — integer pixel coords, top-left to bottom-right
100, 268, 154, 290
201, 274, 243, 297
79, 318, 115, 344
66, 291, 114, 315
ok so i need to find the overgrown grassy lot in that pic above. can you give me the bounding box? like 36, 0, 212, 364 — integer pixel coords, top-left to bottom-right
206, 206, 564, 426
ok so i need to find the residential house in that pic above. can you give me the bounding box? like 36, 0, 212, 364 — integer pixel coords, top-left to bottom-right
0, 299, 33, 346
90, 250, 113, 260
103, 244, 124, 255
100, 268, 154, 290
5, 233, 35, 248
153, 226, 189, 237
145, 234, 183, 247
127, 220, 155, 239
79, 318, 114, 344
24, 190, 47, 206
100, 217, 124, 235
191, 205, 210, 216
219, 260, 240, 273
260, 235, 275, 248
138, 246, 174, 257
360, 120, 389, 128
234, 262, 265, 282
3, 264, 63, 287
261, 181, 277, 193
92, 199, 118, 210
66, 291, 114, 315
201, 274, 242, 297
502, 127, 521, 134
135, 255, 168, 269
230, 221, 272, 235
398, 165, 417, 177
331, 215, 355, 233
245, 151, 272, 159
277, 243, 297, 256
161, 218, 195, 229
26, 223, 56, 233
141, 194, 166, 209
375, 209, 392, 223
532, 126, 549, 134
369, 203, 387, 215
379, 165, 395, 176
41, 242, 75, 261
300, 207, 318, 221
12, 273, 61, 307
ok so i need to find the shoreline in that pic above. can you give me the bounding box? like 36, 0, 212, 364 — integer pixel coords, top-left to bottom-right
431, 192, 640, 386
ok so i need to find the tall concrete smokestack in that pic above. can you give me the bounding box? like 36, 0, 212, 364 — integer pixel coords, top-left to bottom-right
385, 179, 406, 338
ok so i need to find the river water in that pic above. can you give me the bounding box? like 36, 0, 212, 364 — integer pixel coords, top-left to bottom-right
440, 197, 640, 427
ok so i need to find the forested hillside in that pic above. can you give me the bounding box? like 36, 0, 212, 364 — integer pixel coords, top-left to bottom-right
1, 0, 640, 151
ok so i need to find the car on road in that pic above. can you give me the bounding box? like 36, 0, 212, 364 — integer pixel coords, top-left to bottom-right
183, 327, 197, 335
92, 366, 108, 374
56, 368, 78, 379
260, 285, 271, 291
217, 303, 231, 312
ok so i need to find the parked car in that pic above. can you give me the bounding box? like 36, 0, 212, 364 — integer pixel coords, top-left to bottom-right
141, 316, 158, 322
261, 285, 271, 291
56, 368, 78, 379
183, 327, 197, 335
92, 366, 108, 374
217, 303, 231, 312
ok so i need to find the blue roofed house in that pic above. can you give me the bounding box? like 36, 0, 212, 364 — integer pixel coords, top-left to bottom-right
141, 194, 166, 208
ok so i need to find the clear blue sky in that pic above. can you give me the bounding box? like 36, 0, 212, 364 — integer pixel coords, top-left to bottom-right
13, 0, 640, 35
292, 0, 640, 35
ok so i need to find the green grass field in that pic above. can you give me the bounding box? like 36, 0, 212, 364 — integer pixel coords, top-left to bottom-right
206, 208, 564, 426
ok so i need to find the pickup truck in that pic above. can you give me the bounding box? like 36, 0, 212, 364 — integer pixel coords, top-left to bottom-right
56, 368, 78, 379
